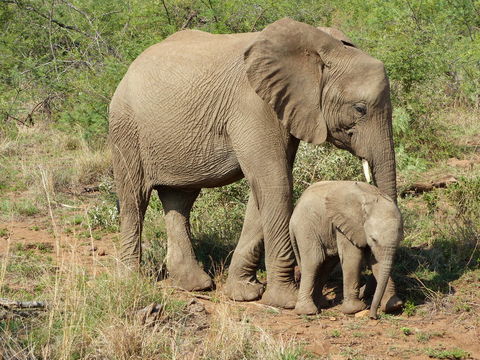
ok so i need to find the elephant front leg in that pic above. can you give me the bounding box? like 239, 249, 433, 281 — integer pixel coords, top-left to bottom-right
224, 192, 265, 301
256, 190, 298, 309
158, 187, 213, 291
230, 125, 297, 309
338, 232, 367, 314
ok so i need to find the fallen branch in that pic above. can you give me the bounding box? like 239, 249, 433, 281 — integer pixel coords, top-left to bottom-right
0, 298, 47, 309
251, 302, 281, 313
166, 287, 214, 301
400, 175, 458, 197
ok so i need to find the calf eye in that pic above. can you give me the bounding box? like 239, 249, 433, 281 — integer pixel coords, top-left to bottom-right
353, 103, 367, 116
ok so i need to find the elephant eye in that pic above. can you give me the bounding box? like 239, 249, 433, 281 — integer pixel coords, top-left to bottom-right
353, 103, 367, 116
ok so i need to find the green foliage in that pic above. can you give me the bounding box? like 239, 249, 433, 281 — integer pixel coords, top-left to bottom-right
1, 0, 477, 158
87, 201, 118, 232
293, 143, 363, 201
402, 300, 417, 317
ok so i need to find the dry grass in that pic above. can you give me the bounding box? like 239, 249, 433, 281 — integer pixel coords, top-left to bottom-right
0, 123, 112, 206
0, 242, 307, 359
0, 166, 306, 358
73, 141, 112, 186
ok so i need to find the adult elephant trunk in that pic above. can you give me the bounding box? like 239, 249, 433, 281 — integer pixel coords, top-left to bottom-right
369, 246, 396, 318
370, 114, 397, 203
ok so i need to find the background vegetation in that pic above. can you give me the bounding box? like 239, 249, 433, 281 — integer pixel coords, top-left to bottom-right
0, 0, 479, 358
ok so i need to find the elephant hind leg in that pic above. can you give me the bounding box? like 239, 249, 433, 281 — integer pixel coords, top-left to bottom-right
157, 186, 213, 291
111, 111, 151, 270
117, 186, 151, 269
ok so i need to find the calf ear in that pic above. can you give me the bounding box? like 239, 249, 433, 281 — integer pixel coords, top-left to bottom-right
326, 195, 367, 248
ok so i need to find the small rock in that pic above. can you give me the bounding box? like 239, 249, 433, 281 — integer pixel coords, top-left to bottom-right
97, 249, 106, 256
135, 302, 164, 326
187, 298, 206, 313
329, 317, 337, 321
354, 309, 370, 318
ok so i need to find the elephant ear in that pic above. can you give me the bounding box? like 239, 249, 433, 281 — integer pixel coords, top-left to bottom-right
317, 27, 356, 47
244, 18, 339, 144
325, 193, 368, 248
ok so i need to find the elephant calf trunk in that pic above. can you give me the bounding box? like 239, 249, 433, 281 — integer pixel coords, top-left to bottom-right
369, 247, 395, 319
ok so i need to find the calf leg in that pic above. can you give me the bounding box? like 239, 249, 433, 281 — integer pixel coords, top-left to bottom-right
338, 231, 367, 314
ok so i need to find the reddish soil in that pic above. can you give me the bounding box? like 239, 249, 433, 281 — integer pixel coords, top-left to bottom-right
0, 219, 117, 273
1, 219, 479, 359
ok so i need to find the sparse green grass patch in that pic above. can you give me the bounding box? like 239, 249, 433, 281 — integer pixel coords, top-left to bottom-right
0, 227, 9, 237
426, 347, 470, 359
416, 330, 445, 343
330, 329, 341, 338
0, 199, 41, 218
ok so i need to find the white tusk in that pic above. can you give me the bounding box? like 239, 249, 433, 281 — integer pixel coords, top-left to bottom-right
362, 159, 372, 184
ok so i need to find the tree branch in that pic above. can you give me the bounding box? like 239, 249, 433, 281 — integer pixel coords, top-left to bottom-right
160, 0, 171, 25
0, 298, 47, 309
1, 0, 91, 37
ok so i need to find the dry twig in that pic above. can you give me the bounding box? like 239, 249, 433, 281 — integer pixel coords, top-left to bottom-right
0, 298, 47, 309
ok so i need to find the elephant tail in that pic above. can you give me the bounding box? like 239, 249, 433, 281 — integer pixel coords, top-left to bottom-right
289, 225, 301, 269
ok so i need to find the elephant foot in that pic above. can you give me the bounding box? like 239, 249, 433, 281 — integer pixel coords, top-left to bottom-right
168, 263, 213, 291
341, 298, 367, 314
223, 278, 265, 301
260, 282, 298, 309
295, 300, 319, 315
380, 294, 403, 313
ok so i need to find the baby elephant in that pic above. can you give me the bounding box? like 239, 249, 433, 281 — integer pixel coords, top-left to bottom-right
290, 181, 403, 318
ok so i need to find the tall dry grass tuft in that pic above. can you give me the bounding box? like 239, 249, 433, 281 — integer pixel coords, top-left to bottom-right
1, 231, 308, 359
200, 303, 306, 359
74, 138, 112, 186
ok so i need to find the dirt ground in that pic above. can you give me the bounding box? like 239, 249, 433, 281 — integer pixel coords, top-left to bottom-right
1, 219, 479, 359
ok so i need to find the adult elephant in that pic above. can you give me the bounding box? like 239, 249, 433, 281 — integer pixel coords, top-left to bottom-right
109, 18, 397, 309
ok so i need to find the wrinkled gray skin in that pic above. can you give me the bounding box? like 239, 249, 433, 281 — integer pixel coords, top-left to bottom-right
290, 181, 403, 318
109, 18, 397, 309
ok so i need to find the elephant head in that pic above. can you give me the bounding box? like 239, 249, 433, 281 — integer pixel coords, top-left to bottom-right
244, 18, 397, 202
325, 183, 403, 318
